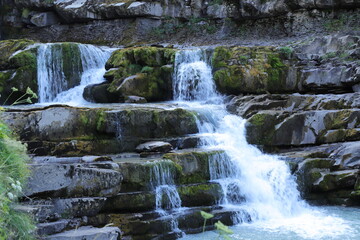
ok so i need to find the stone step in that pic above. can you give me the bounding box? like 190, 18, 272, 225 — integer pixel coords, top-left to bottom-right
103, 183, 223, 213
43, 226, 121, 240
36, 219, 87, 236
22, 182, 222, 224
2, 104, 198, 155
24, 149, 226, 200
96, 206, 251, 238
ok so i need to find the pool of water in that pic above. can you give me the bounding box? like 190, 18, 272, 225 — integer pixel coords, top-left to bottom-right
182, 206, 360, 240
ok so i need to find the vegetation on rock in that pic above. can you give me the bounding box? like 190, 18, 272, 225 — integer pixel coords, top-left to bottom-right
0, 109, 35, 239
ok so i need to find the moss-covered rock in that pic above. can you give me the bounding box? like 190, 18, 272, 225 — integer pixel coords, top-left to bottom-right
0, 39, 38, 104
163, 150, 225, 184
0, 39, 35, 70
212, 46, 291, 95
246, 112, 279, 145
312, 170, 358, 192
101, 47, 177, 102
177, 183, 222, 207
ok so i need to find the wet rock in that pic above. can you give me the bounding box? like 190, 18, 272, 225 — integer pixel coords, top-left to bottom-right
83, 82, 119, 103
163, 149, 225, 184
81, 155, 113, 163
104, 47, 176, 102
125, 95, 147, 103
45, 226, 121, 240
312, 170, 359, 192
135, 141, 173, 153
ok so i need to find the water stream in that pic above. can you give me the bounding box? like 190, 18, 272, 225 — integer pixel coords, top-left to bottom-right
172, 49, 359, 239
37, 43, 113, 105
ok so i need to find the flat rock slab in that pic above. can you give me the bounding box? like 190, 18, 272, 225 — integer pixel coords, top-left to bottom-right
135, 141, 173, 153
25, 164, 122, 198
45, 226, 121, 240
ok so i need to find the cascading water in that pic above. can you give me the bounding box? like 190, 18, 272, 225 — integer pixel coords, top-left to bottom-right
174, 49, 353, 239
148, 161, 183, 236
37, 43, 113, 105
149, 161, 182, 211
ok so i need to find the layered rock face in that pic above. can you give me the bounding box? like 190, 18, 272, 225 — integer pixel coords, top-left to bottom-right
1, 0, 360, 44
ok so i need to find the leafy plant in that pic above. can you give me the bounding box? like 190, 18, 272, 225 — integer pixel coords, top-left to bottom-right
200, 210, 234, 239
215, 221, 234, 240
200, 210, 214, 232
0, 113, 35, 239
3, 87, 38, 106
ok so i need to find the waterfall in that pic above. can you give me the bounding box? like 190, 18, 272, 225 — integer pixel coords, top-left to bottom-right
149, 161, 182, 211
173, 49, 220, 102
172, 49, 311, 222
37, 43, 113, 104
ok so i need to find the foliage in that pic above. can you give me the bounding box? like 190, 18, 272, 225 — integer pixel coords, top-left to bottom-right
0, 111, 35, 239
200, 211, 233, 239
278, 46, 293, 59
3, 87, 38, 106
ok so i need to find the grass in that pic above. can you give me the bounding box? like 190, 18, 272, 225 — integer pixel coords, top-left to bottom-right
0, 110, 35, 240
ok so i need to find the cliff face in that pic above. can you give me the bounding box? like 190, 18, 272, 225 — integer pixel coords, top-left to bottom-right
1, 0, 360, 44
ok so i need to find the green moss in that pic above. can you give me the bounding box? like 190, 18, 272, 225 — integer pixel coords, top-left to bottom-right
248, 113, 267, 126
60, 43, 83, 87
266, 54, 287, 92
247, 113, 277, 145
324, 110, 353, 130
212, 47, 231, 69
96, 111, 106, 132
106, 47, 176, 101
0, 39, 35, 70
178, 184, 213, 196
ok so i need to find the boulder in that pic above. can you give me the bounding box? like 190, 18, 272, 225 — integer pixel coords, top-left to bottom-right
103, 47, 176, 102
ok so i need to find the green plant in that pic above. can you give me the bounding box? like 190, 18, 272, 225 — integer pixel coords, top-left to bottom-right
200, 211, 234, 239
0, 113, 35, 239
3, 87, 38, 106
215, 221, 234, 240
278, 46, 294, 58
200, 210, 214, 232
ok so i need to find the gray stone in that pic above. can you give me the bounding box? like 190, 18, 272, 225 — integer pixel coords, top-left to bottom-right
53, 198, 106, 218
30, 12, 60, 27
25, 164, 122, 198
135, 141, 173, 153
45, 226, 121, 240
124, 95, 147, 103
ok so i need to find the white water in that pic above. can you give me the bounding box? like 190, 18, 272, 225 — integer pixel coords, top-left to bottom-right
149, 161, 182, 211
173, 49, 354, 239
37, 43, 113, 105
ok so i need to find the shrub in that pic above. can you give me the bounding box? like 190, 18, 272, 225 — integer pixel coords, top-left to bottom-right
0, 110, 35, 240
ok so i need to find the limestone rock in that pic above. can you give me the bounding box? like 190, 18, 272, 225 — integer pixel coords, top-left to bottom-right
25, 164, 122, 198
30, 12, 60, 27
135, 141, 173, 153
124, 95, 147, 103
45, 226, 121, 240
